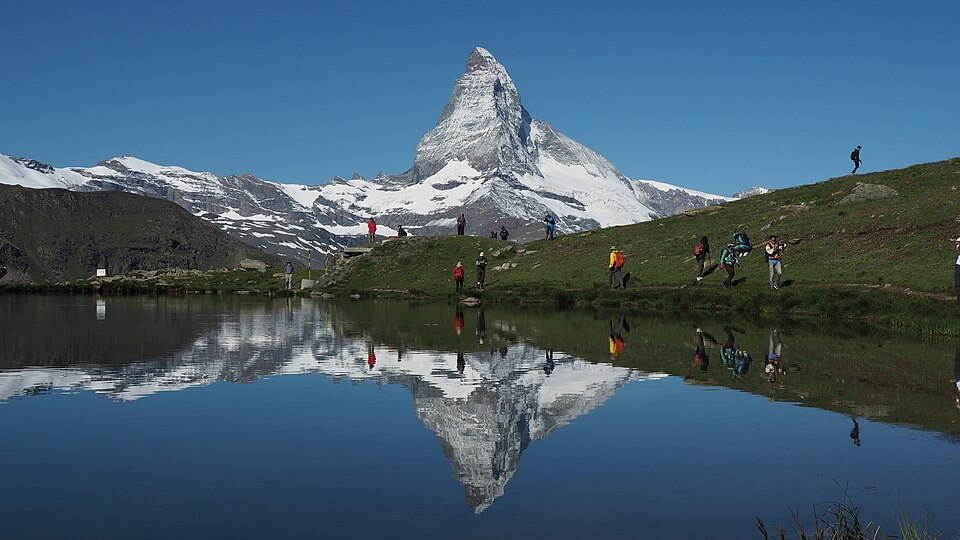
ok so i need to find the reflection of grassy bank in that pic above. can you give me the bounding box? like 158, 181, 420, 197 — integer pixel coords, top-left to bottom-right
329, 300, 960, 437
326, 158, 960, 335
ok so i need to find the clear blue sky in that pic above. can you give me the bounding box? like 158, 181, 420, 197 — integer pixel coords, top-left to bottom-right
2, 1, 958, 195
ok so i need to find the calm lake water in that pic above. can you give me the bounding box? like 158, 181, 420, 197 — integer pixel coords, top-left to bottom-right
1, 295, 958, 539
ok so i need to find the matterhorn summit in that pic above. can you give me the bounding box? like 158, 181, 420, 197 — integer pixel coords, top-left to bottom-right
315, 47, 684, 240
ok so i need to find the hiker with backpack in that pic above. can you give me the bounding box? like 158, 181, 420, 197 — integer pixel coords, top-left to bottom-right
544, 213, 557, 240
765, 235, 786, 289
453, 261, 465, 292
456, 213, 466, 235
608, 246, 625, 289
732, 231, 752, 256
719, 243, 740, 288
694, 236, 710, 282
499, 226, 509, 241
608, 317, 627, 357
476, 252, 488, 290
851, 145, 862, 174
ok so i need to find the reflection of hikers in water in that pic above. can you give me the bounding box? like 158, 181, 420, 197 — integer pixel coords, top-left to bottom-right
453, 305, 464, 335
954, 349, 960, 411
476, 308, 486, 344
544, 349, 556, 376
608, 317, 628, 357
367, 343, 376, 369
765, 329, 783, 383
499, 346, 508, 358
720, 326, 737, 368
694, 328, 718, 372
731, 350, 751, 377
850, 417, 861, 447
456, 352, 465, 374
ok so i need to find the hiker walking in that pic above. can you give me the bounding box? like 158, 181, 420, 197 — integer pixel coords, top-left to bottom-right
476, 252, 488, 290
544, 213, 556, 240
851, 145, 862, 174
367, 217, 377, 244
953, 236, 960, 304
719, 243, 739, 288
284, 261, 295, 290
456, 213, 466, 235
608, 246, 625, 289
397, 225, 408, 237
453, 261, 465, 292
764, 235, 785, 290
694, 236, 710, 282
499, 226, 509, 241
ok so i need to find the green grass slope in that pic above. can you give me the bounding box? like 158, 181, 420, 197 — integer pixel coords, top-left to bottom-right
328, 159, 960, 327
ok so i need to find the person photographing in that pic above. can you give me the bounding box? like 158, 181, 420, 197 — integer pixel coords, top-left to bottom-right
765, 235, 786, 290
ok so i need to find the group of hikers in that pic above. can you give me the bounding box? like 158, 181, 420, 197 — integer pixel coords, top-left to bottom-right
455, 212, 558, 242
692, 232, 787, 289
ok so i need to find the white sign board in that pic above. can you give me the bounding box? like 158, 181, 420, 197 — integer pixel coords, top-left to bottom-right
96, 269, 107, 277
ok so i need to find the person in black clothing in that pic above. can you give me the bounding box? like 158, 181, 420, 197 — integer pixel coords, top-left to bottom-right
499, 226, 509, 241
397, 225, 408, 237
489, 231, 497, 239
851, 145, 862, 174
456, 213, 466, 235
695, 236, 710, 282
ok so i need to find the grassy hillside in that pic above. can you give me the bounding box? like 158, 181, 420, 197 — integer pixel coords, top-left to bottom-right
327, 159, 960, 328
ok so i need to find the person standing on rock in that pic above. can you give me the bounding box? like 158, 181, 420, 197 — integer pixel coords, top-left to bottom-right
367, 217, 377, 245
453, 261, 465, 292
608, 246, 625, 289
851, 145, 862, 174
284, 261, 295, 290
765, 235, 785, 290
456, 213, 466, 236
476, 252, 488, 290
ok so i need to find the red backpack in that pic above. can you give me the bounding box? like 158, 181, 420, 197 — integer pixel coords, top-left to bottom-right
453, 266, 464, 279
694, 243, 704, 256
614, 251, 625, 269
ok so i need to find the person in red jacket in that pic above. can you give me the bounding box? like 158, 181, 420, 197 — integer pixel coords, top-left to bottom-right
367, 218, 377, 245
453, 261, 465, 291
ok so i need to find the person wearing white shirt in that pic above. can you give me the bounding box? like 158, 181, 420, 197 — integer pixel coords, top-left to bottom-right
954, 237, 960, 304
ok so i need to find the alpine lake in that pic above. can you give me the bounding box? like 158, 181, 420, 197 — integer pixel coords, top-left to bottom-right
1, 295, 958, 539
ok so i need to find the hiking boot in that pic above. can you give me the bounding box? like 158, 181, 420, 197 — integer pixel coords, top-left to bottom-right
696, 276, 703, 282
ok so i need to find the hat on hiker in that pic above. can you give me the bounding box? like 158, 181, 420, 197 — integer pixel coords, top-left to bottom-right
610, 246, 617, 251
480, 252, 485, 256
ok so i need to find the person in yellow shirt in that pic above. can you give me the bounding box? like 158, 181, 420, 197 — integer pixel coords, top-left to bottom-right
608, 246, 624, 289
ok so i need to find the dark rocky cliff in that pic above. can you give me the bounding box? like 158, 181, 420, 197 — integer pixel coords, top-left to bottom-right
0, 185, 280, 284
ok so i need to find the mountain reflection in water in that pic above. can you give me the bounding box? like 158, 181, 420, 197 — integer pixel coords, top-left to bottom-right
0, 296, 668, 512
